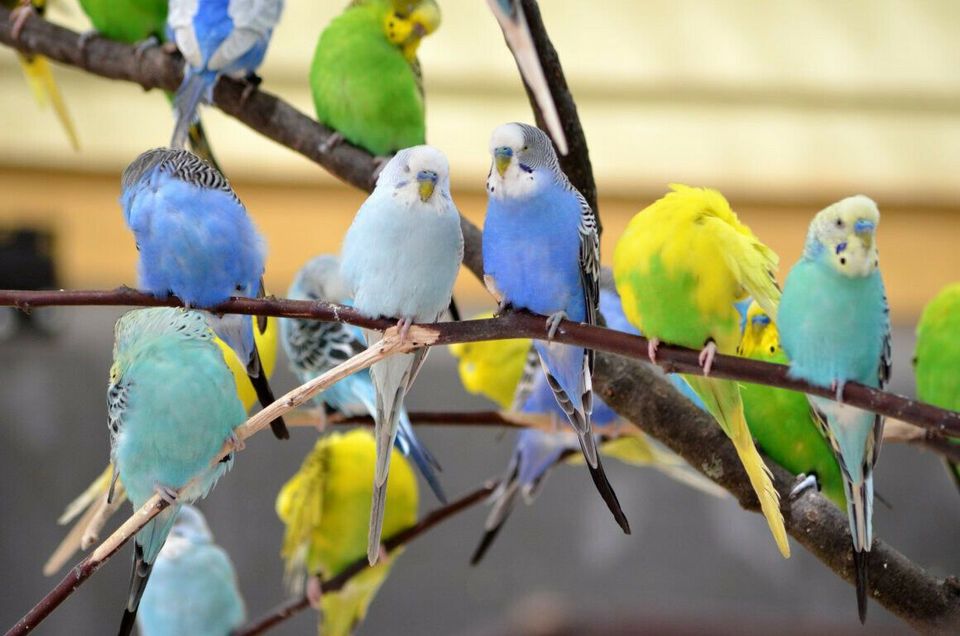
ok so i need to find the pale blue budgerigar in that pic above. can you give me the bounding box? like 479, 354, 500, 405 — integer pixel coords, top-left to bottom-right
109, 308, 247, 636
777, 195, 890, 623
120, 147, 287, 439
167, 0, 284, 148
482, 122, 630, 535
281, 253, 447, 503
485, 0, 566, 155
137, 506, 246, 636
339, 145, 463, 564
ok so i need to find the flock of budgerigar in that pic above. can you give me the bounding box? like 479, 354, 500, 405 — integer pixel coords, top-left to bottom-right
8, 1, 960, 635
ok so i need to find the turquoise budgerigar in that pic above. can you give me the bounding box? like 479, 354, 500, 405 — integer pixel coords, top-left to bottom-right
281, 253, 446, 503
340, 145, 463, 564
137, 506, 245, 636
167, 0, 284, 148
482, 122, 629, 535
778, 195, 890, 622
120, 147, 287, 439
108, 308, 247, 635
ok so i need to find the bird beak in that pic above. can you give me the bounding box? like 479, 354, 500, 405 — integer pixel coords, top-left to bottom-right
417, 170, 438, 201
494, 147, 513, 177
412, 21, 426, 38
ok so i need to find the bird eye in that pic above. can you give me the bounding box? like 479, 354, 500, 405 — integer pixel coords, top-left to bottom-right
835, 219, 843, 228
769, 345, 776, 353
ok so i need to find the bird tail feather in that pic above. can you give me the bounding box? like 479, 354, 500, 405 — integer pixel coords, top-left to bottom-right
117, 503, 176, 636
687, 375, 790, 558
843, 475, 873, 622
171, 70, 214, 149
585, 450, 631, 534
249, 343, 289, 439
18, 53, 79, 150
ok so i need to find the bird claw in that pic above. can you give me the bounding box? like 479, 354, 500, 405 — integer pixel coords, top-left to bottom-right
239, 72, 262, 106
396, 317, 412, 344
545, 311, 567, 340
790, 473, 819, 499
698, 340, 718, 376
647, 337, 660, 364
306, 575, 323, 609
317, 132, 343, 155
831, 379, 846, 402
133, 35, 160, 62
375, 543, 389, 564
228, 431, 245, 453
10, 2, 35, 41
154, 484, 179, 505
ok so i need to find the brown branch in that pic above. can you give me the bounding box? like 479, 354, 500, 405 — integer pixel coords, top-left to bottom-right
232, 482, 496, 636
1, 287, 958, 438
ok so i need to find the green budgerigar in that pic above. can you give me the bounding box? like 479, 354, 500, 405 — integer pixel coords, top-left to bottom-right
310, 0, 441, 157
738, 301, 846, 508
914, 283, 960, 491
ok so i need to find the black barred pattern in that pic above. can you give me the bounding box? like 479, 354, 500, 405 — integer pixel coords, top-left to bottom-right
121, 148, 238, 202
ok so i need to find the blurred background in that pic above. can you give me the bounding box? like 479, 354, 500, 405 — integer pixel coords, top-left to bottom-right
1, 1, 958, 634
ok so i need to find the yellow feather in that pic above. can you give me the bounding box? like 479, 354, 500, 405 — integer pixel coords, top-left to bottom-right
448, 312, 530, 410
17, 53, 80, 150
216, 315, 279, 412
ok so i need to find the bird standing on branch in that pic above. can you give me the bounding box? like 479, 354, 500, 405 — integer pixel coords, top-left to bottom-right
340, 145, 463, 564
778, 195, 890, 622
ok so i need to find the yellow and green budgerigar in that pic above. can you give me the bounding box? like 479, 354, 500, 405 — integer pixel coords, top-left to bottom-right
914, 282, 960, 492
4, 0, 79, 150
310, 0, 441, 157
43, 319, 278, 576
738, 301, 846, 508
277, 429, 418, 636
613, 184, 790, 558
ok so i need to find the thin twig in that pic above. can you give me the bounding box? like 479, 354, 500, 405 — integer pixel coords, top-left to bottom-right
232, 482, 496, 636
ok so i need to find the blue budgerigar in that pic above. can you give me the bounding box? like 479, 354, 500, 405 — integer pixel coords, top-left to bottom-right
340, 145, 463, 564
137, 506, 246, 636
281, 253, 447, 503
777, 195, 890, 623
482, 122, 629, 534
108, 308, 247, 636
167, 0, 284, 148
120, 147, 287, 439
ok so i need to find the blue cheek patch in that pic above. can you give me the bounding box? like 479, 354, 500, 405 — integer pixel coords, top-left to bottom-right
518, 163, 534, 174
751, 314, 771, 326
836, 241, 847, 255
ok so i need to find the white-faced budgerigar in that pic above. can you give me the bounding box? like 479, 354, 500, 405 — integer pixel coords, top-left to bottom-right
167, 0, 284, 148
914, 283, 960, 492
120, 147, 287, 439
276, 430, 418, 636
4, 0, 79, 150
737, 301, 847, 508
281, 253, 446, 503
483, 122, 630, 535
137, 506, 245, 636
778, 195, 890, 622
340, 145, 462, 563
108, 308, 247, 636
485, 0, 566, 155
613, 184, 789, 558
310, 0, 440, 157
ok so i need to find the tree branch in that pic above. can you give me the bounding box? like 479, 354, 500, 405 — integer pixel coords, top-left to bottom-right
232, 482, 496, 636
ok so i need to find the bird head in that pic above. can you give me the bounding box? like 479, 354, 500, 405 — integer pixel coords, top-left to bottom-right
805, 195, 880, 278
384, 0, 441, 61
377, 145, 451, 209
737, 301, 781, 358
486, 122, 558, 200
290, 254, 350, 304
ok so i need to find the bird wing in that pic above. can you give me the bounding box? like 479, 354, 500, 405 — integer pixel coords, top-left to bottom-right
576, 191, 600, 370
509, 344, 541, 412
209, 0, 282, 70
167, 0, 202, 67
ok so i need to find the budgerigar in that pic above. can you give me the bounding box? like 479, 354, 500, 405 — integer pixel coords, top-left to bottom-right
108, 308, 246, 635
778, 195, 890, 622
276, 430, 418, 636
120, 147, 287, 439
281, 254, 446, 503
485, 0, 566, 155
310, 0, 440, 156
78, 0, 222, 169
340, 145, 462, 563
483, 122, 629, 534
613, 184, 789, 558
4, 0, 79, 150
137, 506, 246, 636
738, 301, 846, 508
167, 0, 284, 148
914, 283, 960, 491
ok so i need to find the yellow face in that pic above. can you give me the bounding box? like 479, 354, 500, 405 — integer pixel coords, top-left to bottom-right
383, 0, 441, 61
217, 314, 278, 411
737, 301, 780, 358
812, 195, 881, 278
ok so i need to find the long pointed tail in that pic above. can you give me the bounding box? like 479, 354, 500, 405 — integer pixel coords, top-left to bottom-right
688, 375, 790, 558
471, 479, 520, 565
117, 544, 152, 636
187, 118, 223, 173
397, 415, 446, 504
171, 71, 214, 149
584, 447, 631, 534
249, 343, 289, 439
843, 475, 873, 622
18, 54, 79, 150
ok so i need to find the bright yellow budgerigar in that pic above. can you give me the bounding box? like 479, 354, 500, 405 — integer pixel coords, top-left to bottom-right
43, 317, 278, 575
277, 430, 418, 636
4, 0, 79, 150
613, 184, 790, 558
448, 313, 530, 410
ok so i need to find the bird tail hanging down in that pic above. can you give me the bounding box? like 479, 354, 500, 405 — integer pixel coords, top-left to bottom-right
686, 375, 790, 558
248, 342, 289, 439
843, 474, 874, 623
117, 506, 178, 636
171, 70, 215, 149
471, 477, 521, 565
18, 53, 79, 150
367, 349, 416, 565
396, 413, 446, 504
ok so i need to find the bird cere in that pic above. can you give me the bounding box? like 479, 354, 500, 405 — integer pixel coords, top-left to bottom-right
1, 1, 957, 635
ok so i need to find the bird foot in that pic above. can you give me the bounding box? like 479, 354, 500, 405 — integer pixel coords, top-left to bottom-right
373, 543, 389, 565
698, 340, 718, 376
370, 155, 391, 183
647, 337, 660, 364
306, 575, 323, 609
10, 1, 35, 41
317, 132, 343, 155
154, 484, 179, 505
228, 431, 246, 453
545, 311, 568, 340
396, 317, 413, 344
789, 473, 819, 499
831, 379, 846, 402
239, 72, 262, 106
133, 35, 160, 62
313, 408, 328, 433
